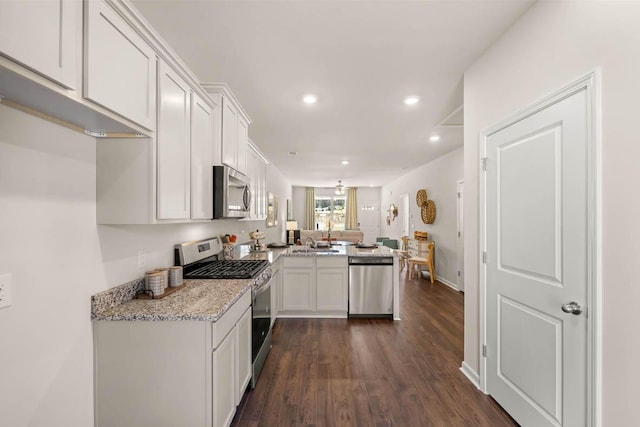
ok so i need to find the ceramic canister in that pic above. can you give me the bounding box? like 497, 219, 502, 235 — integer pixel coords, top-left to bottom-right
168, 266, 183, 287
145, 271, 165, 297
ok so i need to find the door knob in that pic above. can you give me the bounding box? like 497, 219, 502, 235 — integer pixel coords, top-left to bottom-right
561, 301, 583, 315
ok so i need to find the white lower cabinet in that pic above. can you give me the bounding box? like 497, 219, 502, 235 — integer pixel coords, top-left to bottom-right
280, 256, 348, 317
213, 327, 236, 427
270, 259, 282, 327
94, 291, 251, 427
282, 257, 316, 312
316, 258, 348, 312
235, 306, 252, 405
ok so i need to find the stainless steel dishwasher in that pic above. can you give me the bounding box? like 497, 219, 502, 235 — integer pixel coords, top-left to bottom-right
348, 256, 394, 317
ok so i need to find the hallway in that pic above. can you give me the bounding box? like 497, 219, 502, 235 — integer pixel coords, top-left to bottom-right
233, 272, 518, 426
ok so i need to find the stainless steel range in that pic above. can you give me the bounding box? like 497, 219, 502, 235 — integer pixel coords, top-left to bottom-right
175, 237, 273, 389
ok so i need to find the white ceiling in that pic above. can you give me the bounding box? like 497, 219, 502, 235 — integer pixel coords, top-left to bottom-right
132, 0, 533, 188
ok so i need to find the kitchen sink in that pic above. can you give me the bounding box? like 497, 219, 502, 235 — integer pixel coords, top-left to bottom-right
291, 248, 340, 253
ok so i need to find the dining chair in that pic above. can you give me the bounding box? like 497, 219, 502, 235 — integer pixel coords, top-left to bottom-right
395, 236, 410, 271
408, 241, 436, 284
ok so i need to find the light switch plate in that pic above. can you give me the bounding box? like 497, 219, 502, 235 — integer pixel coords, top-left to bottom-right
0, 273, 13, 309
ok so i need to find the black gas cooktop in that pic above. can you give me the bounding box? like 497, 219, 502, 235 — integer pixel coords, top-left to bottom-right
183, 259, 269, 280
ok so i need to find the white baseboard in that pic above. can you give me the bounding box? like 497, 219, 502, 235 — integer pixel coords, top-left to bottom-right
436, 276, 459, 291
459, 361, 481, 390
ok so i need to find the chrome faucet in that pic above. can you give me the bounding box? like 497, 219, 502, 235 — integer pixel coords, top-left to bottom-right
304, 236, 316, 250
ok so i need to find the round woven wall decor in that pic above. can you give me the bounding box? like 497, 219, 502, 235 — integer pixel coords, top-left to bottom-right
421, 200, 436, 224
416, 189, 428, 207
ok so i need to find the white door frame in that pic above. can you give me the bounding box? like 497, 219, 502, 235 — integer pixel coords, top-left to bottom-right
479, 70, 601, 426
456, 180, 464, 292
400, 193, 410, 238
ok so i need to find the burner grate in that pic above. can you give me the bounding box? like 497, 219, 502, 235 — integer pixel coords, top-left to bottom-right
184, 260, 268, 279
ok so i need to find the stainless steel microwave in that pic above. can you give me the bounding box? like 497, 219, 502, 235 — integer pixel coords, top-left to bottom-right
213, 166, 251, 219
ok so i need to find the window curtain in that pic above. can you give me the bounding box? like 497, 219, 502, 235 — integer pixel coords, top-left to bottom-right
345, 187, 358, 230
304, 187, 315, 230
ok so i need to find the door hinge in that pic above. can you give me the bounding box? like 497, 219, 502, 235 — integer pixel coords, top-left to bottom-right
482, 251, 487, 263
458, 231, 461, 238
457, 270, 461, 277
457, 192, 461, 198
482, 345, 487, 357
481, 157, 487, 171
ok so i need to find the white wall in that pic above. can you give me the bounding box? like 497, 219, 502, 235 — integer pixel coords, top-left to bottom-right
0, 104, 291, 426
381, 147, 463, 288
463, 2, 640, 424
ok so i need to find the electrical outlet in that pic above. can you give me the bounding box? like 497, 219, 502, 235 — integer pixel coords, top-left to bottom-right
0, 273, 13, 309
137, 250, 147, 269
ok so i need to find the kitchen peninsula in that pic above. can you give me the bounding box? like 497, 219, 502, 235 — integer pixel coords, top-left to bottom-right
91, 243, 400, 427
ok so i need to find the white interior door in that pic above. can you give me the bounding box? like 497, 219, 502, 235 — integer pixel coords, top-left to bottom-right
357, 200, 379, 243
484, 87, 590, 426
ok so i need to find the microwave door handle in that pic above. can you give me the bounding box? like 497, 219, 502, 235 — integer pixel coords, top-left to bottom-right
243, 186, 251, 211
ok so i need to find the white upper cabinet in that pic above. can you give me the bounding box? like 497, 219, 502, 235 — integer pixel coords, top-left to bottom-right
236, 115, 249, 174
246, 141, 267, 220
0, 0, 79, 89
190, 93, 215, 220
85, 0, 156, 130
157, 60, 191, 220
202, 84, 251, 175
221, 97, 238, 168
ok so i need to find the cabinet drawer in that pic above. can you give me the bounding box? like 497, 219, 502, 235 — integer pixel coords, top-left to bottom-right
408, 248, 419, 258
316, 256, 347, 269
283, 257, 315, 268
211, 290, 251, 349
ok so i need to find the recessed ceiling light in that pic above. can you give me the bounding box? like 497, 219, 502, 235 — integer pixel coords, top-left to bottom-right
429, 135, 440, 142
404, 95, 419, 105
341, 160, 349, 165
288, 151, 297, 156
302, 94, 318, 104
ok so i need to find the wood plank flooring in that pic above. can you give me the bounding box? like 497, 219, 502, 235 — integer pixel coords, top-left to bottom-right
232, 272, 518, 427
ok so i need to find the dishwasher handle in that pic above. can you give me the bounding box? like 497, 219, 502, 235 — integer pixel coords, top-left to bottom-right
348, 256, 393, 265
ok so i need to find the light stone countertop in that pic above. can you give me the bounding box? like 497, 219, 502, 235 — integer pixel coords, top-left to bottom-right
92, 243, 397, 322
92, 278, 252, 322
239, 243, 397, 262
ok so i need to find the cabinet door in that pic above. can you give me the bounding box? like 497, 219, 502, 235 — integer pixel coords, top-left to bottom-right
282, 268, 315, 311
270, 267, 280, 327
236, 115, 249, 174
259, 161, 267, 218
191, 93, 214, 220
0, 0, 78, 88
157, 61, 191, 220
317, 268, 348, 312
221, 97, 238, 169
235, 307, 252, 406
212, 330, 236, 427
85, 0, 156, 130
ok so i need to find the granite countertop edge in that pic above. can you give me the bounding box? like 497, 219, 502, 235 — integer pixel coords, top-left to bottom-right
92, 280, 253, 322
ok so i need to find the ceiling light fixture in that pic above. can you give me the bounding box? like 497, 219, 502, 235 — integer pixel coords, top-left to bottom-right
288, 151, 297, 156
335, 180, 345, 196
303, 94, 318, 104
404, 95, 419, 105
341, 160, 349, 165
429, 135, 440, 142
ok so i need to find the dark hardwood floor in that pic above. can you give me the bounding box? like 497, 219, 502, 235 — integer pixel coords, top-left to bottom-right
233, 271, 518, 427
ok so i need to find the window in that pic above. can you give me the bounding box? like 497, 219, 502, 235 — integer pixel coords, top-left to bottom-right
315, 196, 346, 231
